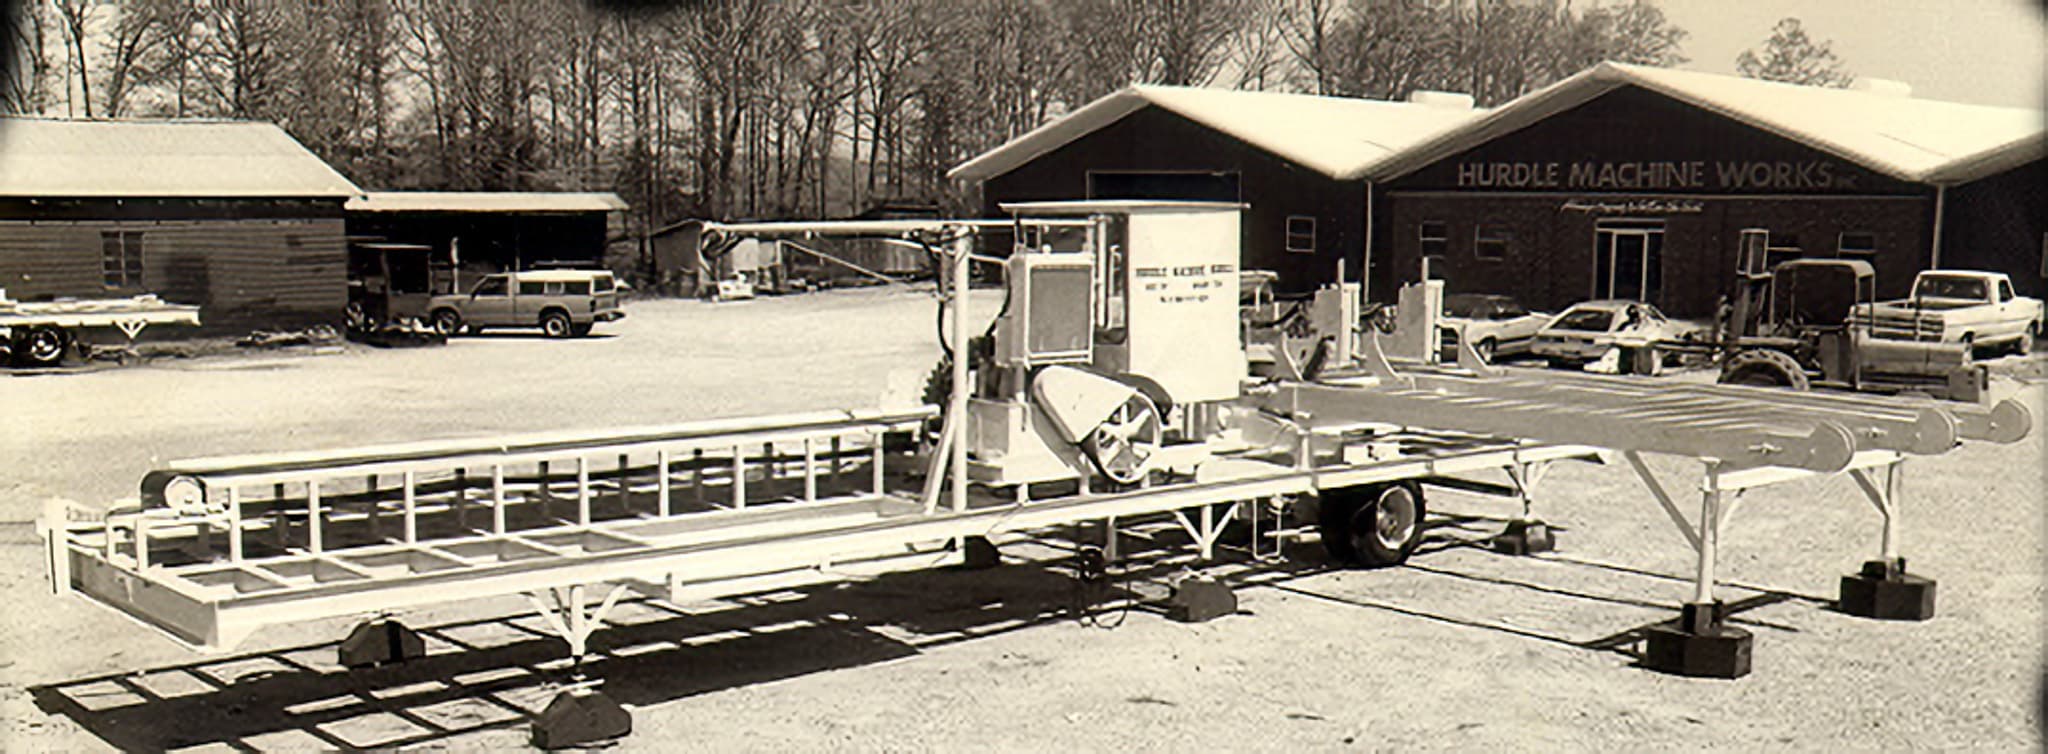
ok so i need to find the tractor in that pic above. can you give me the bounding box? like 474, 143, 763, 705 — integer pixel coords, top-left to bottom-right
1714, 231, 1986, 401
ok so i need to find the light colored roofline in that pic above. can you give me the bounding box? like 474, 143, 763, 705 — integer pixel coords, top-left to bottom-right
0, 116, 363, 198
1374, 61, 2045, 184
947, 85, 1484, 184
1921, 133, 2044, 185
947, 90, 1155, 182
347, 191, 629, 213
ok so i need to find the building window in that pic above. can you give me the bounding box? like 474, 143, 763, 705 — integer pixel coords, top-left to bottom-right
1474, 224, 1511, 261
101, 231, 143, 288
1765, 232, 1803, 269
1838, 232, 1877, 261
1285, 216, 1316, 254
1419, 221, 1448, 258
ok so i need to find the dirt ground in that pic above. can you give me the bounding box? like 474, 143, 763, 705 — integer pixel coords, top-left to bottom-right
2, 287, 2042, 752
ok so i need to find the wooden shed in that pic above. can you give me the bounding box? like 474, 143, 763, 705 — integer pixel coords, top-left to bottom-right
0, 117, 362, 331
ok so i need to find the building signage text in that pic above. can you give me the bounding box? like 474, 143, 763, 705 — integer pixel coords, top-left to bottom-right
1560, 198, 1704, 215
1456, 160, 1857, 191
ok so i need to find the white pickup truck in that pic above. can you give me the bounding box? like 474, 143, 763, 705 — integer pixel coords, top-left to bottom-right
1862, 270, 2042, 356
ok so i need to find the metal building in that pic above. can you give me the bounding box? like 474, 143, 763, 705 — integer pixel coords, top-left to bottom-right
1370, 63, 2045, 317
0, 117, 362, 331
949, 85, 1485, 294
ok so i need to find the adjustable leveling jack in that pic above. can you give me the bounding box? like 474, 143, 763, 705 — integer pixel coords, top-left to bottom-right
527, 585, 633, 749
1492, 460, 1557, 555
1835, 461, 1935, 621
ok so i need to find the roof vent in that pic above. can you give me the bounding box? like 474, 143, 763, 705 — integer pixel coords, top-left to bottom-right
1851, 78, 1913, 98
1408, 90, 1475, 109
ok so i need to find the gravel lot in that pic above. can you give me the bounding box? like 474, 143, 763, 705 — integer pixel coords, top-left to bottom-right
3, 287, 2042, 751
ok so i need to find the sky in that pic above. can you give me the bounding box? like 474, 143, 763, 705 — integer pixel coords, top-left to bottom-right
1651, 0, 2047, 108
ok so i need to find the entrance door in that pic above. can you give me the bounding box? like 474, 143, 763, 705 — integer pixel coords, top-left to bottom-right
1593, 224, 1664, 302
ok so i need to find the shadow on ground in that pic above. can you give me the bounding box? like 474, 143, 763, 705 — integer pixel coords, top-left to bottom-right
31, 515, 1828, 750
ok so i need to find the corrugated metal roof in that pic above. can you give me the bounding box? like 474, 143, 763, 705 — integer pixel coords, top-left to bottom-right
347, 191, 629, 213
947, 85, 1486, 183
0, 117, 362, 198
1373, 62, 2045, 184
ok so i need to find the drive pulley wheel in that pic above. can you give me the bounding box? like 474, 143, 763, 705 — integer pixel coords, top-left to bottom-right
540, 310, 573, 339
18, 326, 69, 366
1083, 392, 1161, 485
1319, 482, 1426, 567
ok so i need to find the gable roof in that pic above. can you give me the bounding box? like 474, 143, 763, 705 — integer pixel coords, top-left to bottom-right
348, 191, 629, 214
0, 117, 362, 198
947, 85, 1486, 183
1375, 62, 2045, 185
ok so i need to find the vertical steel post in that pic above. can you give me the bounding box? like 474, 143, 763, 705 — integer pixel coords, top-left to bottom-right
803, 438, 817, 502
492, 465, 507, 535
402, 471, 417, 544
732, 445, 747, 509
1694, 464, 1721, 605
1880, 460, 1901, 561
950, 233, 971, 514
577, 456, 592, 526
307, 481, 323, 554
871, 433, 886, 497
366, 474, 381, 538
692, 448, 705, 505
657, 449, 672, 517
226, 486, 244, 562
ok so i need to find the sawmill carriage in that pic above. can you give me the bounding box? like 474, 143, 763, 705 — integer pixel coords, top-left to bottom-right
41, 202, 2033, 746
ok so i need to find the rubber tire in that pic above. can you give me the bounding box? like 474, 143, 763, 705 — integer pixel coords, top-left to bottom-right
2012, 324, 2035, 356
431, 309, 463, 336
541, 310, 574, 339
1475, 338, 1497, 364
1319, 482, 1426, 568
17, 326, 69, 367
1719, 349, 1811, 391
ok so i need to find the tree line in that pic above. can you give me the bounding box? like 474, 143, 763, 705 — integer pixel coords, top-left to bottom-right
4, 0, 1706, 246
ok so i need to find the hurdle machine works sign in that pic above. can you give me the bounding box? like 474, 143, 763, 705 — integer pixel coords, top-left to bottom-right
1455, 159, 1860, 192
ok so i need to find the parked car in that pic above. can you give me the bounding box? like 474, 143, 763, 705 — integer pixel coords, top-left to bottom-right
1438, 293, 1549, 362
1531, 299, 1690, 367
1860, 270, 2041, 356
428, 270, 624, 338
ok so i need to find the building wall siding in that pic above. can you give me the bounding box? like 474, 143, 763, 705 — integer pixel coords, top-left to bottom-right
1941, 158, 2046, 298
981, 106, 1367, 293
1379, 194, 1931, 318
0, 218, 346, 330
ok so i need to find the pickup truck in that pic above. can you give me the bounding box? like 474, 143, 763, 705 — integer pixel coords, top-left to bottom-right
1862, 270, 2041, 356
427, 270, 624, 338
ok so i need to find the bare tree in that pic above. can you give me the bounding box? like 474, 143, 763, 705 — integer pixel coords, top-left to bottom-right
2, 0, 56, 115
1736, 17, 1852, 87
101, 2, 172, 118
53, 0, 95, 117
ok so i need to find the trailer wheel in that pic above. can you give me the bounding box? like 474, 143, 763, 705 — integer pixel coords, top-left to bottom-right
1718, 349, 1810, 391
1319, 482, 1425, 568
16, 325, 70, 367
540, 310, 573, 339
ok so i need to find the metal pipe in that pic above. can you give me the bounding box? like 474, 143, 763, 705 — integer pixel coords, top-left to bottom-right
1928, 184, 1948, 269
1881, 460, 1901, 561
950, 233, 971, 514
1694, 465, 1721, 604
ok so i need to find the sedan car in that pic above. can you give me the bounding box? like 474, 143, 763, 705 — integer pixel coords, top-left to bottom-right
1530, 299, 1689, 366
1438, 293, 1549, 363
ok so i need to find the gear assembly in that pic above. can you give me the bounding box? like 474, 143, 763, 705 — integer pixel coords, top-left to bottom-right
41, 200, 2034, 747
